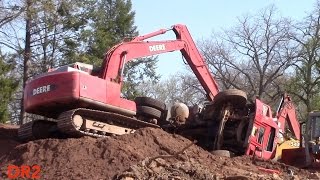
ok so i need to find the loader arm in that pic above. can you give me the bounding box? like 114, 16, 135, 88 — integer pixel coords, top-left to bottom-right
100, 24, 219, 101
276, 93, 301, 140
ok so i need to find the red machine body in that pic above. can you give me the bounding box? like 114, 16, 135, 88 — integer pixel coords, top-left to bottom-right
24, 70, 136, 118
245, 94, 301, 160
245, 99, 279, 159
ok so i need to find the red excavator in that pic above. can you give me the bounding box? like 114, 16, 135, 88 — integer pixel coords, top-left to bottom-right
19, 24, 302, 164
18, 24, 219, 140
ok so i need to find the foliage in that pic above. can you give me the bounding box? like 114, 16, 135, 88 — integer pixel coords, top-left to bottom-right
0, 0, 160, 123
287, 0, 320, 113
0, 53, 18, 123
122, 56, 160, 100
62, 0, 137, 66
62, 0, 159, 99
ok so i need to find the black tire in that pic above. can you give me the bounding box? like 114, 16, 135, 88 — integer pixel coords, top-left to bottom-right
135, 97, 166, 111
211, 150, 234, 158
136, 106, 162, 119
158, 110, 169, 126
214, 89, 247, 107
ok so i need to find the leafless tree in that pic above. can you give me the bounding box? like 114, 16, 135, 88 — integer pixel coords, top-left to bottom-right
140, 72, 206, 107
19, 0, 32, 124
200, 5, 297, 104
0, 1, 24, 28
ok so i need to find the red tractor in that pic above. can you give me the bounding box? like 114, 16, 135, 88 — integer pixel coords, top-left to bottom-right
19, 24, 302, 163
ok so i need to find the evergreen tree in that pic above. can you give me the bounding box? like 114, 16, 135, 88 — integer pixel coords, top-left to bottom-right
122, 56, 159, 100
63, 0, 137, 65
63, 0, 160, 99
86, 0, 138, 65
0, 53, 18, 123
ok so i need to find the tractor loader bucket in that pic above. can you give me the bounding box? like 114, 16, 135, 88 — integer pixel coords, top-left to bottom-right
281, 148, 310, 168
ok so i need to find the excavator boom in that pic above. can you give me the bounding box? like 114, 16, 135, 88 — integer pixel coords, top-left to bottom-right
276, 94, 301, 140
101, 24, 219, 100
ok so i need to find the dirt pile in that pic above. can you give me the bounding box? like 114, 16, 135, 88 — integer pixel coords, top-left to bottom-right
0, 124, 318, 179
0, 124, 20, 158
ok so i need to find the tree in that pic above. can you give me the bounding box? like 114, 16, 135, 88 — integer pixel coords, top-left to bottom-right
87, 0, 138, 65
122, 56, 160, 100
0, 53, 18, 123
62, 0, 137, 65
200, 6, 296, 104
139, 72, 206, 107
19, 0, 32, 124
29, 1, 93, 73
3, 0, 95, 124
0, 0, 159, 124
288, 0, 320, 113
63, 0, 159, 99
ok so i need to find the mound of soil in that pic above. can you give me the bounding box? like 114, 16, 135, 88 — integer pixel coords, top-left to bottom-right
0, 124, 20, 158
0, 124, 318, 179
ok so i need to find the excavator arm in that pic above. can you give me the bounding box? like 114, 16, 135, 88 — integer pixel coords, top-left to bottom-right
276, 93, 301, 140
100, 24, 219, 101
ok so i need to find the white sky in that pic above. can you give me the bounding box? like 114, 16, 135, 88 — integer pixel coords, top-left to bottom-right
131, 0, 315, 79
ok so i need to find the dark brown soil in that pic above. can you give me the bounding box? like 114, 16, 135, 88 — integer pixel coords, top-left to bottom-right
0, 124, 318, 180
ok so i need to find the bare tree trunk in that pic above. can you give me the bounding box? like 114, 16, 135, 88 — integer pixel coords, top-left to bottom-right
19, 0, 32, 125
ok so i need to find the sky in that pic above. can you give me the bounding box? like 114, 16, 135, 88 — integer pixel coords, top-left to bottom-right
131, 0, 315, 79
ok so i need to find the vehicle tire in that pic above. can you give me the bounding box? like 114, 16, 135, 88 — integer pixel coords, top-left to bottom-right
211, 150, 234, 158
214, 89, 247, 107
135, 97, 166, 111
136, 106, 162, 119
158, 110, 169, 126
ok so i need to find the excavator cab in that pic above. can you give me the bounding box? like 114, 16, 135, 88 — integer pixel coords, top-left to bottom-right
306, 112, 320, 162
47, 62, 93, 74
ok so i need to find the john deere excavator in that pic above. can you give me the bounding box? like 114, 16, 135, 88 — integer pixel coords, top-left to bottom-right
19, 24, 304, 165
18, 24, 220, 141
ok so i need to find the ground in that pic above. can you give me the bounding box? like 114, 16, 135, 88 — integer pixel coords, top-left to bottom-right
0, 124, 319, 180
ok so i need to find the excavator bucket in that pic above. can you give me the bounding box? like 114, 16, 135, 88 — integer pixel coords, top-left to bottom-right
281, 148, 310, 168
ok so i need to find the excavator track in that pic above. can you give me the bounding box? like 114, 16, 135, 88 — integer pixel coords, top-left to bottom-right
18, 108, 160, 141
56, 108, 159, 138
18, 121, 35, 141
18, 119, 58, 141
